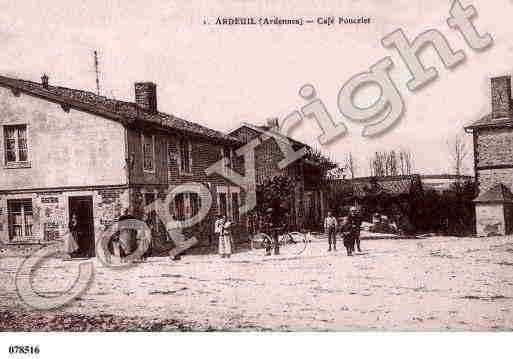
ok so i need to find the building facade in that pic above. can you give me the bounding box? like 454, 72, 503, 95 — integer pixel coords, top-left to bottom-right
0, 75, 245, 255
229, 120, 329, 230
465, 75, 513, 236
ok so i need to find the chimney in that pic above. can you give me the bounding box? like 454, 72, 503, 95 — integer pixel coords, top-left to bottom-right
41, 73, 49, 89
266, 117, 279, 130
134, 82, 157, 113
491, 75, 512, 118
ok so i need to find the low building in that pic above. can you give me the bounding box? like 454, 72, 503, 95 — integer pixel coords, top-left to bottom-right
327, 175, 423, 218
473, 184, 513, 236
421, 174, 473, 193
0, 74, 245, 255
465, 75, 513, 235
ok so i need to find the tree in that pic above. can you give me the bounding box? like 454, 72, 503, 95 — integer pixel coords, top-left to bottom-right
398, 148, 413, 175
448, 135, 469, 176
369, 151, 385, 177
256, 174, 295, 220
369, 148, 414, 176
345, 152, 357, 179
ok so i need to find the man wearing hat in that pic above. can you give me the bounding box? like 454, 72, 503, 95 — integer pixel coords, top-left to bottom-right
341, 206, 362, 256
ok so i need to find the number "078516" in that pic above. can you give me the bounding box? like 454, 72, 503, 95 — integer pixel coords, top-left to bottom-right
8, 346, 40, 355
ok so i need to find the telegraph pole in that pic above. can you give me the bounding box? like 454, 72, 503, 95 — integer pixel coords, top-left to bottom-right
94, 50, 101, 96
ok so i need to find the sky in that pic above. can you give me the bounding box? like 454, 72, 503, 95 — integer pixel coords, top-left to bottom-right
0, 0, 512, 176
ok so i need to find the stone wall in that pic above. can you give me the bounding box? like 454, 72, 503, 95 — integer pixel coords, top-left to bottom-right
476, 128, 513, 168
477, 168, 513, 195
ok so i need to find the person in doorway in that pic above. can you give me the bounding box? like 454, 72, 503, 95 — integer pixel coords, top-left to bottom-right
324, 211, 338, 252
65, 213, 80, 259
118, 209, 137, 258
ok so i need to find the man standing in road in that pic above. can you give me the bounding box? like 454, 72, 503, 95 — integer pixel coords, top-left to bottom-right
353, 208, 363, 253
341, 206, 362, 256
324, 211, 338, 252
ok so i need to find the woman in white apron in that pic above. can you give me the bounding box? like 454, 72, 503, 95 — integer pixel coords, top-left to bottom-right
64, 213, 80, 259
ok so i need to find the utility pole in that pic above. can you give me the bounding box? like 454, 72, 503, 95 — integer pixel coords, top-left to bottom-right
94, 50, 101, 96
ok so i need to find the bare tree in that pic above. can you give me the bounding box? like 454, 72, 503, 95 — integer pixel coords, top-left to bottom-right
448, 135, 469, 176
345, 152, 357, 179
386, 150, 398, 176
369, 151, 383, 177
398, 148, 414, 175
370, 148, 414, 176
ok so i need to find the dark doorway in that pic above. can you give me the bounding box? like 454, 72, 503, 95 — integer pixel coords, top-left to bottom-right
68, 196, 95, 258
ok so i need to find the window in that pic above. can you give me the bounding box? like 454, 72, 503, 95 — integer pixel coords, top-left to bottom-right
190, 193, 200, 218
179, 138, 192, 174
221, 147, 232, 167
217, 187, 241, 222
175, 193, 185, 221
218, 193, 228, 218
4, 125, 28, 164
231, 193, 240, 222
142, 134, 155, 172
8, 199, 34, 241
144, 192, 155, 206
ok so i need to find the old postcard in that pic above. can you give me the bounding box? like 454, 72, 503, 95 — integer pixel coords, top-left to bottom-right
0, 0, 512, 357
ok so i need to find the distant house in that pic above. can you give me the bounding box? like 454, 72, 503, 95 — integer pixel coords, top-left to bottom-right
421, 174, 473, 193
0, 74, 245, 255
229, 119, 333, 230
327, 175, 423, 225
465, 75, 513, 236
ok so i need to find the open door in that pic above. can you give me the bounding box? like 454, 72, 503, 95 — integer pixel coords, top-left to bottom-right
68, 196, 95, 258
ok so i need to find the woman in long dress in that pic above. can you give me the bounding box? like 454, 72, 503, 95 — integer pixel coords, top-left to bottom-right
217, 216, 232, 258
222, 218, 233, 258
65, 213, 80, 259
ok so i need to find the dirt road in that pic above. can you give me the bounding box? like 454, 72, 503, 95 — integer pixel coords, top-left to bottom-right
1, 236, 513, 331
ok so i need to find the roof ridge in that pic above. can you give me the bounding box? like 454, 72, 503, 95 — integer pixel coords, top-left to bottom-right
0, 74, 240, 144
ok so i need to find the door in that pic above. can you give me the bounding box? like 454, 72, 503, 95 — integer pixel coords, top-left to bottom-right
69, 196, 95, 258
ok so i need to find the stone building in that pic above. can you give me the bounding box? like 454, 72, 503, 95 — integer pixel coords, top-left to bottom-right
465, 75, 513, 236
0, 74, 245, 256
229, 120, 332, 230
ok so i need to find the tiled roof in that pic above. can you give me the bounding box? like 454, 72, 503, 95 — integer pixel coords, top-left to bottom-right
473, 183, 513, 203
0, 75, 241, 144
329, 175, 421, 198
255, 125, 307, 148
352, 177, 415, 197
229, 123, 308, 150
465, 113, 513, 130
